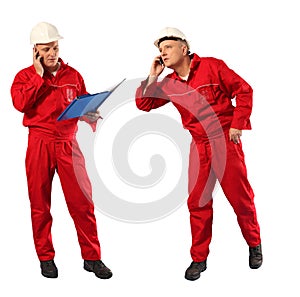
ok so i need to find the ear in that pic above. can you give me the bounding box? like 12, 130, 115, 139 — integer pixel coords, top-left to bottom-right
182, 44, 188, 56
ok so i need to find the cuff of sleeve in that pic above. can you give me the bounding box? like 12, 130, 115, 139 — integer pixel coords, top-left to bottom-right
231, 118, 252, 130
80, 116, 98, 132
31, 73, 44, 86
143, 80, 159, 97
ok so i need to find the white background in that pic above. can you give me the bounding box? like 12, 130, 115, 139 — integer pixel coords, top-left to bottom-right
1, 0, 299, 296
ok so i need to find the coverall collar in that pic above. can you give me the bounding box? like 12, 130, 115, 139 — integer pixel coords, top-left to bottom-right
169, 53, 201, 81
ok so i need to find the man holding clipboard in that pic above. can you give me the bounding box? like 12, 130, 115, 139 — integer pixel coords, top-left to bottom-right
11, 22, 112, 279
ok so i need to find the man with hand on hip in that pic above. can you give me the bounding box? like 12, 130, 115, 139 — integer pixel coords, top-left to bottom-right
135, 27, 263, 281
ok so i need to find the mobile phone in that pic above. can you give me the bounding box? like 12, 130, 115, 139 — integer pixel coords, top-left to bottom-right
34, 46, 39, 58
35, 50, 43, 63
159, 57, 164, 65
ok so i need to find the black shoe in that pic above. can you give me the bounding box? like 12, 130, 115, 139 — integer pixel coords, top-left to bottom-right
185, 260, 207, 281
249, 244, 263, 269
84, 260, 112, 279
40, 260, 58, 278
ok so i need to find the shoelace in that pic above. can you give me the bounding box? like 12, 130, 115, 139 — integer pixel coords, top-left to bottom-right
190, 262, 206, 269
250, 246, 262, 257
94, 260, 106, 269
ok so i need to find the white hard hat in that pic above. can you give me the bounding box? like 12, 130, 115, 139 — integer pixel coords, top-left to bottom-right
30, 22, 63, 44
154, 27, 190, 50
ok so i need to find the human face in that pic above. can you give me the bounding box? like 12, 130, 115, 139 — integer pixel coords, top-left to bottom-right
158, 40, 187, 69
35, 41, 59, 71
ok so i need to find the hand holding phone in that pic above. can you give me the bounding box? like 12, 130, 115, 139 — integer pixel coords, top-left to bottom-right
149, 55, 165, 78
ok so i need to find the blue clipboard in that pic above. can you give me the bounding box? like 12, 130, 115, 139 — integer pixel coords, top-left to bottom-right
57, 78, 126, 121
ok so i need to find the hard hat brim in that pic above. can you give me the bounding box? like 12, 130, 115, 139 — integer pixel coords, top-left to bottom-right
31, 35, 63, 45
154, 36, 190, 50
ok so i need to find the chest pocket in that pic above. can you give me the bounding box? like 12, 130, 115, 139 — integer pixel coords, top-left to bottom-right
196, 84, 219, 105
64, 85, 80, 103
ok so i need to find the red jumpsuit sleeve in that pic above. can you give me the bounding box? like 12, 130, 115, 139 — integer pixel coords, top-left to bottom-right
135, 78, 170, 112
11, 69, 46, 113
218, 60, 253, 130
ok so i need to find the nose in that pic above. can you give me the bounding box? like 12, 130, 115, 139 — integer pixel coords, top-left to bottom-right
49, 48, 56, 56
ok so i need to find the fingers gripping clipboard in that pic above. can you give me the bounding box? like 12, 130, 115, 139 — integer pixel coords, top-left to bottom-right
57, 78, 126, 121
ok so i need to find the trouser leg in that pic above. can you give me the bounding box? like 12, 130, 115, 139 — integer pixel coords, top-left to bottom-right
187, 141, 217, 262
25, 135, 56, 261
213, 137, 261, 247
56, 139, 101, 260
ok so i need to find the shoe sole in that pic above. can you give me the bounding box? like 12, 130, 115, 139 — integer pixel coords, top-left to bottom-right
185, 266, 206, 281
185, 274, 200, 281
84, 266, 113, 279
95, 273, 113, 279
249, 258, 263, 269
249, 263, 262, 269
41, 272, 58, 278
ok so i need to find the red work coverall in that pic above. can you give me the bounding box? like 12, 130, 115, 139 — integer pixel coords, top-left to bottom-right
136, 54, 261, 262
11, 59, 101, 261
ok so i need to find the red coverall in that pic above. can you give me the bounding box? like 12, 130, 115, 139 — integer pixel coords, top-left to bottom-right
11, 59, 101, 261
136, 54, 261, 262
